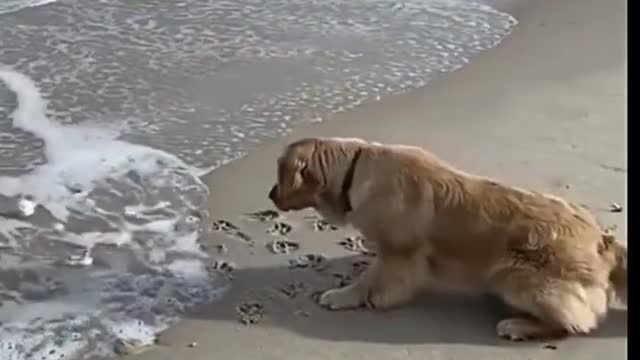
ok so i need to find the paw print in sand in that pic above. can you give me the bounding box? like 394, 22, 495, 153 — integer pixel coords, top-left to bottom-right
245, 209, 280, 222
211, 219, 238, 232
338, 235, 376, 256
208, 259, 236, 276
236, 301, 264, 325
267, 239, 300, 254
313, 218, 339, 232
303, 215, 339, 231
288, 254, 329, 272
267, 222, 293, 236
211, 219, 252, 244
276, 281, 309, 299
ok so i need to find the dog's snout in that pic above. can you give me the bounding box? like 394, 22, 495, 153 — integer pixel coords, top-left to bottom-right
268, 184, 277, 201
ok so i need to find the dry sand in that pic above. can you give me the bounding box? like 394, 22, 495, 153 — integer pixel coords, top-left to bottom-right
130, 0, 627, 358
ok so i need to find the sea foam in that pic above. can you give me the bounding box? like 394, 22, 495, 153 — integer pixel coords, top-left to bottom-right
0, 69, 229, 359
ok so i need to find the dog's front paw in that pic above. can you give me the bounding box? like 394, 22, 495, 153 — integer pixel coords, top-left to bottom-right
318, 286, 364, 310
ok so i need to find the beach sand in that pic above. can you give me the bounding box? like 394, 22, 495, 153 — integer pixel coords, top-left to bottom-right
130, 0, 627, 358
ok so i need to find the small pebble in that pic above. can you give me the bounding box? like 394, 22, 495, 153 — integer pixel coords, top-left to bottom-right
543, 344, 557, 350
188, 342, 198, 348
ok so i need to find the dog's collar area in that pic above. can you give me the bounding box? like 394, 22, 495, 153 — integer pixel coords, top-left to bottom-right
340, 148, 362, 212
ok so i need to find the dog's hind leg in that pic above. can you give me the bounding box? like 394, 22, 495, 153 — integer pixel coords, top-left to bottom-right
495, 273, 609, 341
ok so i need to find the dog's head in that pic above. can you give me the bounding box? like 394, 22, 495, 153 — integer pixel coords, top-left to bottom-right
268, 137, 363, 217
268, 138, 321, 212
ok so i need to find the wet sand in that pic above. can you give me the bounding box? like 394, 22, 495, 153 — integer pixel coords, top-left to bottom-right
130, 0, 627, 358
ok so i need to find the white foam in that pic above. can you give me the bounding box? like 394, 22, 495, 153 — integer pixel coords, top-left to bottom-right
16, 198, 36, 217
166, 258, 208, 279
106, 319, 160, 347
53, 222, 65, 232
0, 218, 32, 246
66, 253, 94, 266
0, 69, 227, 359
0, 0, 56, 16
0, 322, 88, 360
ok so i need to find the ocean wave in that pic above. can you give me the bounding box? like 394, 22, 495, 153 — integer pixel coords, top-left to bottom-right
0, 0, 56, 16
0, 69, 229, 360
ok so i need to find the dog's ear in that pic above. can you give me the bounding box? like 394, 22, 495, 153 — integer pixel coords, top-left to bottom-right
301, 156, 323, 188
277, 139, 324, 193
277, 157, 304, 193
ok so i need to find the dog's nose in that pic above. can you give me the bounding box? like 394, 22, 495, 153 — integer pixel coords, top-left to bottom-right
268, 185, 277, 201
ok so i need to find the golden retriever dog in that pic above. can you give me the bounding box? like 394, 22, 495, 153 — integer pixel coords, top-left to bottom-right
268, 137, 627, 341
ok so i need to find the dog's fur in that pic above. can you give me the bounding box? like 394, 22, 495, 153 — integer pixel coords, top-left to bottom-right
268, 137, 627, 341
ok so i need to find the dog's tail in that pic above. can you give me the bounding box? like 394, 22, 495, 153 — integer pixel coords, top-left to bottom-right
603, 233, 627, 305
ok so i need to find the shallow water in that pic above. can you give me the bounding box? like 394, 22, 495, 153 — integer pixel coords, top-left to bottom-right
0, 0, 55, 16
0, 0, 516, 358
